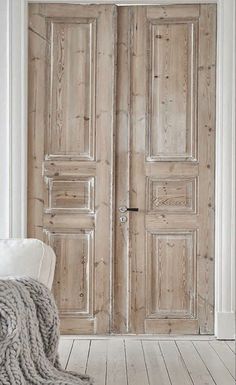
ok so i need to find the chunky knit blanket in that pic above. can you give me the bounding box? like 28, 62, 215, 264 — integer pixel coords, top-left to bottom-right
0, 277, 93, 384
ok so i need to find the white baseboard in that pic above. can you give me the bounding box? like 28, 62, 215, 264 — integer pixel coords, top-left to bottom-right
215, 312, 235, 339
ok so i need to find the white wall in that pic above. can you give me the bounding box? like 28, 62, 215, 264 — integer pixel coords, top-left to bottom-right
0, 0, 235, 339
0, 1, 10, 238
0, 0, 27, 238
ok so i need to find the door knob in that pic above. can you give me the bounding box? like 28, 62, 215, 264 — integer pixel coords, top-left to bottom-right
119, 206, 139, 213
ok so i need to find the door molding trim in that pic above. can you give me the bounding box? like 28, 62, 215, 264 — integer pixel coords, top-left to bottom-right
0, 0, 235, 339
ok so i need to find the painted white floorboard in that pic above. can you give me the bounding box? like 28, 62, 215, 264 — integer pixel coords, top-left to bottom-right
159, 341, 193, 385
59, 337, 235, 385
194, 341, 235, 385
209, 340, 235, 378
125, 340, 149, 385
106, 339, 127, 385
177, 341, 215, 385
86, 340, 108, 385
66, 339, 90, 374
225, 340, 236, 354
58, 339, 73, 369
142, 340, 171, 385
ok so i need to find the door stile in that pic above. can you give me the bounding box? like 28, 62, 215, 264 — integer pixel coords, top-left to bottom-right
197, 4, 216, 333
113, 7, 132, 333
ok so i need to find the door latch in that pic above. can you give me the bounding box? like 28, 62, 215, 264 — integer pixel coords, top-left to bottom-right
119, 206, 139, 213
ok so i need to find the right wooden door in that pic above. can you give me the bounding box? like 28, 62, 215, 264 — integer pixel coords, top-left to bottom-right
114, 4, 216, 334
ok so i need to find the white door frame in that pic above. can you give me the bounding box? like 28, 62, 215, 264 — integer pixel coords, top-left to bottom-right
0, 0, 235, 339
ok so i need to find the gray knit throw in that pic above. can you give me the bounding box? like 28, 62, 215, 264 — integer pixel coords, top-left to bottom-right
0, 277, 93, 384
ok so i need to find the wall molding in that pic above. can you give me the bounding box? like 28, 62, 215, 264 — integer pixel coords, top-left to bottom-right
0, 0, 28, 238
0, 0, 235, 339
215, 0, 235, 340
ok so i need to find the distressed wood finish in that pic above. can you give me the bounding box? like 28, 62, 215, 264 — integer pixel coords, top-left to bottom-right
113, 7, 131, 333
29, 4, 216, 335
28, 3, 116, 334
60, 337, 235, 385
114, 5, 216, 334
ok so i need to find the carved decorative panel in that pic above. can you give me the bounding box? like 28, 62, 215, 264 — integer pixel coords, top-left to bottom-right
147, 177, 197, 213
46, 19, 96, 160
45, 177, 95, 213
146, 231, 197, 319
147, 21, 197, 161
45, 230, 94, 316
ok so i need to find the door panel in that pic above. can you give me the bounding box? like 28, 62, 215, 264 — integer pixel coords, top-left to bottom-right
28, 4, 116, 334
114, 5, 216, 334
147, 21, 197, 161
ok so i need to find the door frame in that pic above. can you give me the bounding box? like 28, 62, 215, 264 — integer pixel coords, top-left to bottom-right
0, 0, 235, 339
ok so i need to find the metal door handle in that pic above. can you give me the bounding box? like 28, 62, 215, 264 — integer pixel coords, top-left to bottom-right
119, 206, 139, 213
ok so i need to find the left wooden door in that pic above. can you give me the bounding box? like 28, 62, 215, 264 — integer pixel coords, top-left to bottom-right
28, 4, 116, 334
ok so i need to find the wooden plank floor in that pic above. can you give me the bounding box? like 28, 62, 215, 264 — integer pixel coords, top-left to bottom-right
58, 338, 236, 385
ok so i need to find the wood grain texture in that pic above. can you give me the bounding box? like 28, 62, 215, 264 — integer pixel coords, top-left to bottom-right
47, 19, 96, 160
142, 340, 171, 385
28, 3, 116, 334
46, 231, 94, 316
146, 231, 196, 319
194, 341, 235, 385
196, 4, 216, 334
159, 341, 193, 385
125, 340, 149, 385
29, 3, 216, 336
209, 340, 236, 377
115, 4, 216, 334
147, 177, 197, 213
61, 337, 235, 385
113, 6, 131, 334
177, 341, 216, 385
147, 21, 197, 161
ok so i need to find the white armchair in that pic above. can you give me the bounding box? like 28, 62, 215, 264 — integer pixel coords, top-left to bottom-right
0, 238, 56, 290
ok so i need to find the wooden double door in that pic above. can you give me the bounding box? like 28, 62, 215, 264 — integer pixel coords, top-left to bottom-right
28, 4, 216, 334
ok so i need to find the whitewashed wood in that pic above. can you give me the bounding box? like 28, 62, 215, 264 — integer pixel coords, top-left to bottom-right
113, 6, 131, 334
142, 340, 171, 385
58, 339, 73, 369
125, 340, 149, 385
68, 335, 217, 341
225, 340, 236, 353
29, 3, 216, 336
194, 341, 235, 385
48, 231, 93, 316
159, 341, 193, 385
197, 3, 216, 334
106, 339, 127, 385
86, 340, 108, 385
115, 4, 216, 335
177, 341, 215, 385
62, 338, 235, 385
209, 340, 235, 377
66, 339, 90, 373
28, 3, 116, 334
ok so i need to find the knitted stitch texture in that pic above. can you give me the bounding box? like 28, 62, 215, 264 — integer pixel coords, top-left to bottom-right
0, 277, 93, 385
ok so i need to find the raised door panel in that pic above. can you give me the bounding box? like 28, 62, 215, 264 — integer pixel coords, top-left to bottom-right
47, 19, 96, 160
28, 4, 116, 334
46, 231, 94, 316
146, 231, 196, 319
147, 20, 197, 161
147, 177, 197, 213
